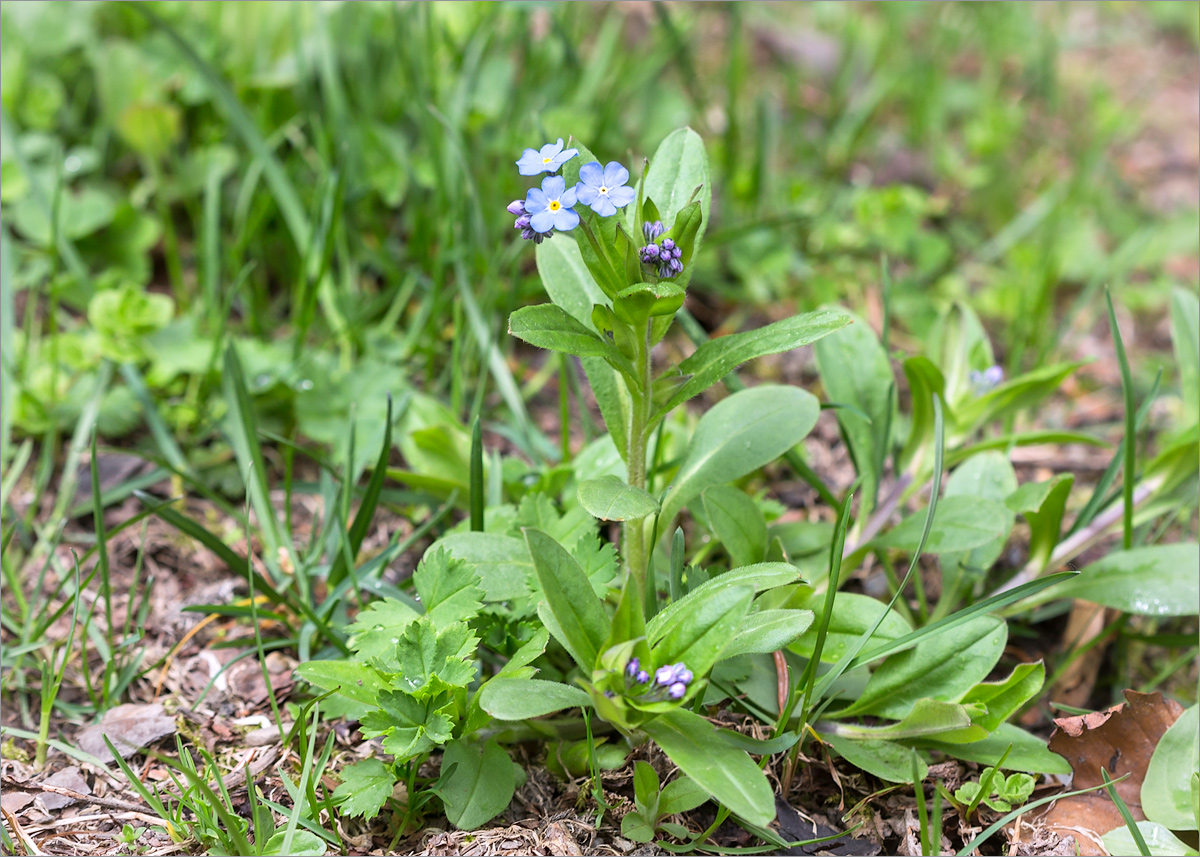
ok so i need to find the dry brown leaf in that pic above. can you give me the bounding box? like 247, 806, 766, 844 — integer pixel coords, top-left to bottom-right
1038, 690, 1184, 855
75, 702, 177, 763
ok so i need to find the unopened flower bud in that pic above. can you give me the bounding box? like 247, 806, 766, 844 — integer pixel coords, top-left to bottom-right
507, 200, 526, 216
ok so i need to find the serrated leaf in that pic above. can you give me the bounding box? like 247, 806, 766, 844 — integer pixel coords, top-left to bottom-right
295, 660, 386, 706
346, 598, 420, 665
430, 532, 531, 602
413, 547, 484, 628
332, 758, 395, 819
360, 691, 453, 762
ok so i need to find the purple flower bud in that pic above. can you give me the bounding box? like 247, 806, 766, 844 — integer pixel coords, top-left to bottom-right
661, 238, 676, 252
676, 667, 693, 684
507, 200, 526, 216
644, 220, 665, 241
522, 226, 548, 243
655, 665, 676, 686
672, 245, 683, 259
640, 243, 660, 261
668, 682, 687, 699
514, 214, 532, 230
635, 670, 649, 684
626, 657, 640, 677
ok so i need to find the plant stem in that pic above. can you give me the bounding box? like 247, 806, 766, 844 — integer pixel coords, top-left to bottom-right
623, 320, 654, 611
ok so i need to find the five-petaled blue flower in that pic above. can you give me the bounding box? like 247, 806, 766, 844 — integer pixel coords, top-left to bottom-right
525, 175, 579, 233
575, 161, 636, 216
516, 138, 579, 176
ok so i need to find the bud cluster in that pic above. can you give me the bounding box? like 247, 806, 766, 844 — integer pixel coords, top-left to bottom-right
625, 657, 694, 701
638, 220, 683, 279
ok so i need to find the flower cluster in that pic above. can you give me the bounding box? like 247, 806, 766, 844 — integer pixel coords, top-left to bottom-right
970, 365, 1004, 394
638, 220, 684, 279
510, 138, 635, 242
625, 657, 694, 701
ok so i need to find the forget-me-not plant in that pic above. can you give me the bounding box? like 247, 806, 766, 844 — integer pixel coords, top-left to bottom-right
525, 175, 580, 233
516, 138, 579, 176
575, 161, 636, 216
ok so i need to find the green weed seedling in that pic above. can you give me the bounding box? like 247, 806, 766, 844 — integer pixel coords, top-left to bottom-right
620, 761, 710, 843
954, 766, 1034, 815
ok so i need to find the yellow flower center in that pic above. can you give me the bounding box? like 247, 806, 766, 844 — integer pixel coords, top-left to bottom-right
543, 157, 553, 164
549, 200, 561, 212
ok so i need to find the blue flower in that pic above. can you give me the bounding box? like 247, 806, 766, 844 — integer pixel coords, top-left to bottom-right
575, 161, 636, 216
970, 366, 1004, 394
525, 175, 579, 233
516, 138, 578, 176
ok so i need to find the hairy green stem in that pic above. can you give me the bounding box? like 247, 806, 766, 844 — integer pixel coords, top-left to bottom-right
623, 320, 655, 609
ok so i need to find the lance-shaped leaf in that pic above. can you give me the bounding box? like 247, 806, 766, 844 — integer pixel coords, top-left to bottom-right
478, 678, 591, 721
524, 528, 611, 671
509, 304, 636, 380
578, 475, 660, 522
658, 310, 852, 415
659, 385, 819, 524
643, 708, 775, 827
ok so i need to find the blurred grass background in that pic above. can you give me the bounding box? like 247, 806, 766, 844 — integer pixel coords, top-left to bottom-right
1, 1, 1197, 476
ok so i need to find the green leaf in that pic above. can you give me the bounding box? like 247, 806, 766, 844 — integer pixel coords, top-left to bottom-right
1103, 822, 1196, 857
643, 708, 775, 827
614, 281, 686, 325
659, 776, 711, 816
577, 475, 660, 521
295, 660, 386, 706
260, 831, 326, 857
1171, 287, 1199, 425
702, 485, 767, 569
642, 127, 711, 252
1008, 475, 1073, 576
940, 452, 1017, 585
828, 698, 988, 743
524, 528, 611, 671
648, 563, 803, 641
961, 662, 1045, 733
838, 616, 1007, 720
814, 311, 895, 516
660, 311, 851, 414
1143, 704, 1199, 830
659, 385, 821, 523
719, 609, 815, 660
478, 678, 591, 721
582, 356, 632, 461
917, 722, 1072, 775
955, 361, 1087, 430
1024, 544, 1200, 617
432, 532, 532, 602
434, 739, 516, 830
345, 598, 421, 665
621, 810, 658, 844
391, 618, 478, 694
413, 548, 484, 629
535, 233, 608, 327
332, 758, 395, 819
497, 628, 551, 679
823, 736, 927, 784
898, 357, 946, 473
650, 585, 753, 695
508, 304, 636, 379
871, 499, 1011, 555
788, 590, 911, 663
360, 691, 453, 762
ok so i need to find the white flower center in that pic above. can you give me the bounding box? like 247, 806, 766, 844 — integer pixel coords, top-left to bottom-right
599, 186, 608, 195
